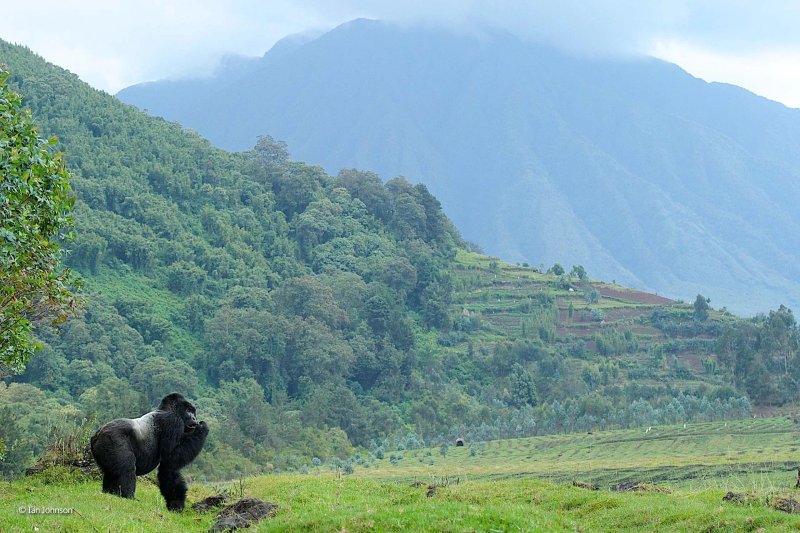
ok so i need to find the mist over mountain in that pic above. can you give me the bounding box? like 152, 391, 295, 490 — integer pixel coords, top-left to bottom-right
118, 19, 800, 315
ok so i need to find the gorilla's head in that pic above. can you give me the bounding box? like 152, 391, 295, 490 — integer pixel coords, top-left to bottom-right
159, 393, 199, 432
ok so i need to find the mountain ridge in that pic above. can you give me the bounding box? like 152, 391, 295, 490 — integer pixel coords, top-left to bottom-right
118, 19, 800, 315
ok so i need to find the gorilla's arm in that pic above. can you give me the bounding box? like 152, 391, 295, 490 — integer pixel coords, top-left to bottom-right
155, 410, 184, 461
163, 421, 208, 470
154, 409, 207, 467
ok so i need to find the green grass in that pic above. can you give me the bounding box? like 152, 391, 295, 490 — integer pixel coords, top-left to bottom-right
5, 471, 800, 532
5, 417, 800, 531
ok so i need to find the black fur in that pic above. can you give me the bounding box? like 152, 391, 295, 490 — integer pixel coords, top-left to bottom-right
90, 393, 208, 511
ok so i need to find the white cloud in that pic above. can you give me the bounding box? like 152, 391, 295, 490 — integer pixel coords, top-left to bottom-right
1, 0, 343, 93
2, 0, 800, 106
650, 39, 800, 109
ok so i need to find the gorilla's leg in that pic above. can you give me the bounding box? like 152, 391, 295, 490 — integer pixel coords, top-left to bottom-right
101, 473, 120, 494
101, 470, 136, 497
158, 467, 187, 511
118, 468, 137, 498
99, 449, 137, 498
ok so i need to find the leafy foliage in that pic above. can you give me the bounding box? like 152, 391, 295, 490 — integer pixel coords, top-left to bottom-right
716, 305, 800, 405
694, 294, 710, 322
0, 69, 81, 374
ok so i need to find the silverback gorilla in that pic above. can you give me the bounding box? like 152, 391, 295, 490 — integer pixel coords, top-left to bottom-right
90, 393, 208, 511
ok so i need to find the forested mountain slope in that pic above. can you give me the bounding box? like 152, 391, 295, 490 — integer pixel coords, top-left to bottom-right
119, 19, 800, 315
1, 41, 797, 480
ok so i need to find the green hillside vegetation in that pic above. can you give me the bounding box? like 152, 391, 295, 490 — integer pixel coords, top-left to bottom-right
1, 40, 799, 484
5, 418, 800, 531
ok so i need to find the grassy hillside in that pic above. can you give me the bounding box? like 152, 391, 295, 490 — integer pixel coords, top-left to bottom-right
5, 418, 800, 531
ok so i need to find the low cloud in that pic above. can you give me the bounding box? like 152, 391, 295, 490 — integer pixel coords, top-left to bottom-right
2, 0, 799, 104
306, 0, 800, 56
1, 0, 340, 92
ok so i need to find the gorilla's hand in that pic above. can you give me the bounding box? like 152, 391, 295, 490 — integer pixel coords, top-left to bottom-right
183, 420, 208, 435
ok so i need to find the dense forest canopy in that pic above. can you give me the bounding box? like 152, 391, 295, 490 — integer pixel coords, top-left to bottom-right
1, 40, 798, 479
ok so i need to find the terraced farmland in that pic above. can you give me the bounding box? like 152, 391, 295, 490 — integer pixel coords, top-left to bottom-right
447, 250, 736, 396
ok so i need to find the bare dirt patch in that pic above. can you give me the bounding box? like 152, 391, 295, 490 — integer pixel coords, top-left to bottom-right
679, 352, 705, 372
611, 481, 671, 494
771, 497, 800, 514
572, 480, 599, 490
210, 498, 278, 532
595, 286, 672, 305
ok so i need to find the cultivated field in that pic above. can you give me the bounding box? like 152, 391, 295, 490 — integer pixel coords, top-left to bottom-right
359, 417, 800, 492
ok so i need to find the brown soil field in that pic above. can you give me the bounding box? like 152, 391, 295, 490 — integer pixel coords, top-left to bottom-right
595, 285, 673, 305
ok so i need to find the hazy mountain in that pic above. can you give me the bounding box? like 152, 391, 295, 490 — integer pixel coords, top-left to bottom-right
118, 19, 800, 314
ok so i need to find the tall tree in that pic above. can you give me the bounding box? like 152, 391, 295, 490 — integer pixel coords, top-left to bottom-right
0, 70, 81, 375
694, 294, 710, 322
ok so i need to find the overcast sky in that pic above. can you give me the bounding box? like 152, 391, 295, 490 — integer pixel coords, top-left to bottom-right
3, 1, 800, 108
